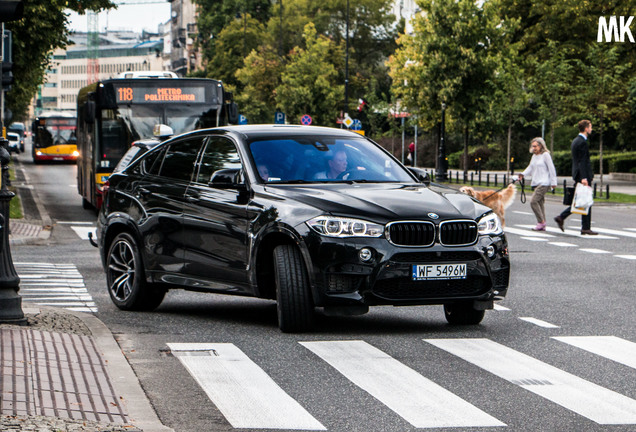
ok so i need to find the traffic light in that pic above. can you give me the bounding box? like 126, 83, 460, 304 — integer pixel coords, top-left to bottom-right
0, 1, 24, 22
1, 61, 12, 91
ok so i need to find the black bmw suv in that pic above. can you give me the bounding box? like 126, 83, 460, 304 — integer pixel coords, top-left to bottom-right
97, 125, 509, 332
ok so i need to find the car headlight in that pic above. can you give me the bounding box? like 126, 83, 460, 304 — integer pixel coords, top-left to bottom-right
477, 212, 503, 235
306, 216, 384, 238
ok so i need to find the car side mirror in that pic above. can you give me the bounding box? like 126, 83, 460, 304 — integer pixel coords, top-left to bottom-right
209, 168, 244, 189
408, 167, 431, 185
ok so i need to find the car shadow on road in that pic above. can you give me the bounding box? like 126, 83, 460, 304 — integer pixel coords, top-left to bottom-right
149, 293, 496, 336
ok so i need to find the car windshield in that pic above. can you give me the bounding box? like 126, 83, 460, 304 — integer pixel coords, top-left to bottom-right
248, 135, 414, 183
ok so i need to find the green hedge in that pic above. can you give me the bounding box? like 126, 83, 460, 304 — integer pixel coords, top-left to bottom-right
552, 151, 636, 175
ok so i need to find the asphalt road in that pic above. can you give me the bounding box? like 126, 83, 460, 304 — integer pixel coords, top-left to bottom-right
10, 153, 636, 432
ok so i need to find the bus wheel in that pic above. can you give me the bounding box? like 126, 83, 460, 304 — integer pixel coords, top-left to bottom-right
106, 232, 165, 311
82, 198, 92, 210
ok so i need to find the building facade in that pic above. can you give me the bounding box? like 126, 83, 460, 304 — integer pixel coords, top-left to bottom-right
36, 31, 164, 114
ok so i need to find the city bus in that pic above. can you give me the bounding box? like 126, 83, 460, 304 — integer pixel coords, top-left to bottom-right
31, 112, 78, 163
76, 75, 238, 209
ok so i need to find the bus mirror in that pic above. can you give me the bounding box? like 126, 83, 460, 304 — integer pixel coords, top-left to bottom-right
153, 124, 174, 140
84, 101, 96, 124
227, 102, 239, 125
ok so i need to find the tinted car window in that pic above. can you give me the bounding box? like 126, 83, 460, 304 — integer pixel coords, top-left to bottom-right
248, 136, 413, 183
195, 137, 242, 184
144, 147, 167, 176
157, 138, 204, 182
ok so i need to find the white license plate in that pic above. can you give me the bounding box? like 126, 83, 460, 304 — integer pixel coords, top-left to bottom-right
412, 263, 467, 280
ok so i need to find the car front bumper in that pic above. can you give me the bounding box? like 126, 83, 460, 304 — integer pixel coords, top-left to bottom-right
304, 232, 509, 308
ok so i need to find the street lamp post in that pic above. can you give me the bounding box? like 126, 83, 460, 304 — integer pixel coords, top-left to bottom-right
0, 138, 25, 324
344, 0, 349, 116
436, 102, 447, 181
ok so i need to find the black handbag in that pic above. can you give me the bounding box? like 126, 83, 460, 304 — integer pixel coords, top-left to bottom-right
563, 186, 575, 205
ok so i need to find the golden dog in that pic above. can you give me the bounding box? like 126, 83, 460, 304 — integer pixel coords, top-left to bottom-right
459, 183, 516, 227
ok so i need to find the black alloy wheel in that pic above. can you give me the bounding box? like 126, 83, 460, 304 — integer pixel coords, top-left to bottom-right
106, 232, 165, 311
273, 244, 315, 332
443, 302, 485, 325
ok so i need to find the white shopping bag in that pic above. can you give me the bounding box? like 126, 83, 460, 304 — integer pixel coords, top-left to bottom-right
571, 183, 593, 215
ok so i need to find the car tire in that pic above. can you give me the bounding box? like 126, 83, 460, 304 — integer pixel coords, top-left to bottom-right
273, 244, 315, 333
106, 232, 166, 311
444, 302, 485, 325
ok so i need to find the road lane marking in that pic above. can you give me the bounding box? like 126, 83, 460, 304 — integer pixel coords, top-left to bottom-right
625, 228, 636, 232
553, 336, 636, 370
548, 242, 577, 247
425, 338, 636, 424
615, 255, 636, 260
506, 227, 554, 237
300, 340, 505, 428
71, 226, 97, 240
516, 225, 617, 239
513, 211, 534, 215
167, 343, 325, 430
15, 263, 97, 313
494, 304, 510, 311
579, 248, 611, 254
580, 227, 636, 239
521, 237, 549, 242
519, 317, 560, 328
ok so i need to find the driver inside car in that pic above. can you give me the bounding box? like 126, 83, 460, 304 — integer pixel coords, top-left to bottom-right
314, 150, 348, 180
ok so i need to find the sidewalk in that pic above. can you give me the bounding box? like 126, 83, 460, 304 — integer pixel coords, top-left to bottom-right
3, 157, 173, 431
0, 307, 172, 432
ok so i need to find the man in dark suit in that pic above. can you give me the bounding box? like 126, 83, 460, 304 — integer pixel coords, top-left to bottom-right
554, 119, 598, 235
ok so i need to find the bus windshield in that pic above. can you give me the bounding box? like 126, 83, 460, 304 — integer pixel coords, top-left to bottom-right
99, 104, 220, 167
35, 118, 77, 149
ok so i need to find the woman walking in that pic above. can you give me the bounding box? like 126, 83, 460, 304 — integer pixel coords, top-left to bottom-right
518, 137, 557, 231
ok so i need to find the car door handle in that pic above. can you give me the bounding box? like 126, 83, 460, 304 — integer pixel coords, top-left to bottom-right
138, 187, 152, 197
185, 194, 200, 203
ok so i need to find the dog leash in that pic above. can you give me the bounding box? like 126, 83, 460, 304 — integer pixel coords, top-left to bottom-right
479, 178, 525, 203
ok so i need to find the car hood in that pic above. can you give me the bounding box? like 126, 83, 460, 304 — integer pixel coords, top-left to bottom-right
265, 183, 489, 222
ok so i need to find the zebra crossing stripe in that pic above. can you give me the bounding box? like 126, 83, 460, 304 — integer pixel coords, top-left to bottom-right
167, 343, 325, 430
425, 338, 636, 424
14, 263, 97, 313
553, 336, 636, 370
505, 227, 554, 238
300, 340, 505, 428
581, 227, 636, 239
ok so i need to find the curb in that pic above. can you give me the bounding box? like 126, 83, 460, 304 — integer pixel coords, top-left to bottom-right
64, 308, 174, 432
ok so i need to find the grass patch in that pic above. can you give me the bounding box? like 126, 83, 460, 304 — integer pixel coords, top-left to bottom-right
5, 165, 23, 219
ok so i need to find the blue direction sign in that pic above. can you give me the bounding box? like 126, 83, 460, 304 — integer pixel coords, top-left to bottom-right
300, 114, 312, 125
274, 111, 286, 124
238, 114, 248, 125
352, 119, 362, 130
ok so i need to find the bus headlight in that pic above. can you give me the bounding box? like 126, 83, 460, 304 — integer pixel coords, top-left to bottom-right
72, 150, 80, 157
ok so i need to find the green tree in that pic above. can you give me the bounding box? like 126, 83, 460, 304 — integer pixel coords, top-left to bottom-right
205, 14, 267, 89
194, 0, 271, 62
529, 40, 577, 153
575, 44, 631, 190
235, 45, 283, 123
275, 23, 343, 126
388, 0, 504, 176
6, 0, 114, 120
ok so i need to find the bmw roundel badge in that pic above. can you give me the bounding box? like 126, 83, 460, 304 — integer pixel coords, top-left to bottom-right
428, 212, 439, 219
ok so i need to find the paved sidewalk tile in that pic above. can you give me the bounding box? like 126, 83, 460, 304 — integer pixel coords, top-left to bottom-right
0, 328, 129, 424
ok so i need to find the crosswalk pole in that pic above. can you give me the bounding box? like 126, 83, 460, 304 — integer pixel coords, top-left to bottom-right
0, 139, 25, 324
